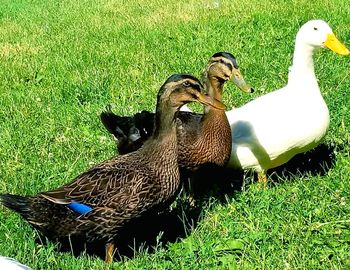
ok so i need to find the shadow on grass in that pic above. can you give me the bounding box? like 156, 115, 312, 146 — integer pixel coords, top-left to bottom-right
42, 201, 203, 261
40, 143, 336, 261
268, 143, 337, 182
191, 143, 337, 202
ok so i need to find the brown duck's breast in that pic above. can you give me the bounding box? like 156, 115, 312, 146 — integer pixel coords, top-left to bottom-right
176, 110, 231, 170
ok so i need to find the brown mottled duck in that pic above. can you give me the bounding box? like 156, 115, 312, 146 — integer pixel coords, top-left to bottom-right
100, 52, 253, 202
0, 74, 225, 263
101, 52, 253, 167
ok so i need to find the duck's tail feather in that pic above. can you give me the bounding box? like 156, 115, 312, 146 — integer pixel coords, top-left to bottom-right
100, 109, 130, 140
0, 194, 31, 217
100, 106, 156, 154
0, 194, 84, 239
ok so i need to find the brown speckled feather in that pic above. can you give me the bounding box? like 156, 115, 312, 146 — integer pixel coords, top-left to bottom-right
175, 109, 231, 171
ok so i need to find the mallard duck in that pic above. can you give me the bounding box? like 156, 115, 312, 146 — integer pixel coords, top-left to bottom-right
100, 52, 253, 171
225, 20, 349, 183
0, 74, 225, 263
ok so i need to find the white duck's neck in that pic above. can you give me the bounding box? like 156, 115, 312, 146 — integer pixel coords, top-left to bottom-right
288, 41, 319, 91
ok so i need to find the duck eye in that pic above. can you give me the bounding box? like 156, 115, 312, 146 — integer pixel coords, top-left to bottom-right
182, 81, 191, 87
313, 27, 318, 31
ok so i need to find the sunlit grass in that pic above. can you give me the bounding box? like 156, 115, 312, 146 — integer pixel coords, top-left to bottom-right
0, 0, 349, 269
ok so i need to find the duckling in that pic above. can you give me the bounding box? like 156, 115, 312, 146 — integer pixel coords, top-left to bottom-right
0, 74, 224, 263
100, 52, 253, 169
225, 20, 349, 183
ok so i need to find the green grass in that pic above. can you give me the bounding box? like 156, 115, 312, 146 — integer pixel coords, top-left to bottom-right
0, 0, 350, 269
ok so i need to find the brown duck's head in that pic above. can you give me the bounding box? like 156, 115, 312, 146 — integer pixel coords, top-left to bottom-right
205, 52, 254, 93
158, 74, 226, 110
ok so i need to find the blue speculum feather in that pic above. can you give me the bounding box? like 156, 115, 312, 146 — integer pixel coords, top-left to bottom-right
67, 202, 93, 215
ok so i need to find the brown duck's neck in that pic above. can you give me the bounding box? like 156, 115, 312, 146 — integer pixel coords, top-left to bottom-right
201, 107, 228, 132
142, 102, 180, 196
204, 76, 224, 114
141, 101, 178, 160
152, 102, 178, 141
206, 76, 224, 100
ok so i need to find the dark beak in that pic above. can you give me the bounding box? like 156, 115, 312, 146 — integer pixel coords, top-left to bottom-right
232, 69, 254, 93
195, 92, 226, 110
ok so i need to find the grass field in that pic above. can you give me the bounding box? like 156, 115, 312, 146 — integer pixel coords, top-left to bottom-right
0, 0, 349, 269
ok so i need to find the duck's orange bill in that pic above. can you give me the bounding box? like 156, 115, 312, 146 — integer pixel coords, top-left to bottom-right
196, 93, 226, 110
324, 33, 350, 56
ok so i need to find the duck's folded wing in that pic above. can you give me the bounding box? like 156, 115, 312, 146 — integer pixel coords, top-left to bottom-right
73, 194, 155, 241
40, 162, 155, 207
134, 110, 155, 137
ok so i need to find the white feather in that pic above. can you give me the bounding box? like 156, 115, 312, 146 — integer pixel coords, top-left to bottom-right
0, 257, 32, 270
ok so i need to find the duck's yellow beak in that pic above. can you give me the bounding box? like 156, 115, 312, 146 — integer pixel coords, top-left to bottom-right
196, 92, 226, 110
323, 33, 350, 55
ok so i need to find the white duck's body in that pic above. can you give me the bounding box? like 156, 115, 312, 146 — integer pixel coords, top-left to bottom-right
226, 76, 329, 172
0, 257, 32, 270
225, 20, 349, 174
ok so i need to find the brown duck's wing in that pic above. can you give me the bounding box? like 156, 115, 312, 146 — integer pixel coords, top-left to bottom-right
72, 206, 127, 241
22, 163, 164, 241
61, 176, 162, 241
40, 157, 161, 207
72, 197, 152, 242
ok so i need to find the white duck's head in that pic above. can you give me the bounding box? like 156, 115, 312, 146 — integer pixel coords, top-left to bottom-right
296, 20, 349, 55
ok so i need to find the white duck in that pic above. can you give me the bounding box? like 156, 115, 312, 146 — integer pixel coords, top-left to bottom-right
226, 20, 349, 183
182, 20, 349, 183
